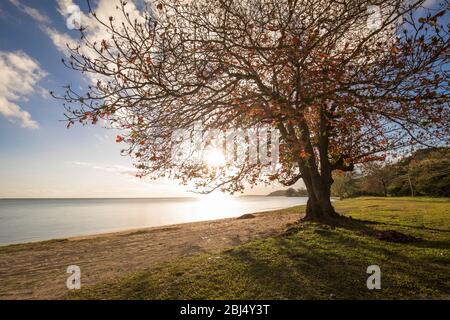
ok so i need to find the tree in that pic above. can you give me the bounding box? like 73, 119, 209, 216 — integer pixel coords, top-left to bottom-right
55, 0, 449, 222
387, 148, 450, 197
360, 162, 394, 197
331, 171, 358, 199
411, 149, 450, 197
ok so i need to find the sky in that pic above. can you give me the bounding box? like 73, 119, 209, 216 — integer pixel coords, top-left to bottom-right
0, 0, 301, 198
1, 0, 440, 199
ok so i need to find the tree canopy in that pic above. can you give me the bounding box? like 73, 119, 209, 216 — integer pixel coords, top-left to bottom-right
54, 0, 449, 220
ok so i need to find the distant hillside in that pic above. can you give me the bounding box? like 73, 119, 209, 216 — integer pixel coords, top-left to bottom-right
267, 188, 308, 197
331, 147, 450, 198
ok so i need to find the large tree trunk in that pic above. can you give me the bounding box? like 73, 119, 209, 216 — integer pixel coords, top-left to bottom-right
280, 112, 341, 222
301, 170, 339, 222
304, 187, 338, 221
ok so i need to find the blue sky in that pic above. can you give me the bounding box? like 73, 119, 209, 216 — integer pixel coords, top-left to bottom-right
0, 0, 292, 198
0, 0, 186, 198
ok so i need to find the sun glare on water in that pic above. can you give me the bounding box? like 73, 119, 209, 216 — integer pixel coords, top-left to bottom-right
195, 192, 236, 219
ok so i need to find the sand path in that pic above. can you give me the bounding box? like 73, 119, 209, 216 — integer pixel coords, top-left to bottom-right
0, 209, 300, 299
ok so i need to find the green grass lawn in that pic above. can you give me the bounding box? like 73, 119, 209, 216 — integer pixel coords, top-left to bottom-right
72, 197, 450, 300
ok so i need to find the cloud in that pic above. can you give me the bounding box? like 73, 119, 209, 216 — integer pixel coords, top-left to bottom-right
41, 26, 75, 56
10, 0, 151, 75
6, 0, 144, 129
8, 0, 77, 56
54, 0, 152, 88
8, 0, 49, 23
55, 0, 148, 55
57, 0, 147, 26
67, 161, 138, 177
0, 51, 47, 129
423, 0, 439, 7
94, 133, 111, 142
6, 0, 153, 130
10, 0, 147, 83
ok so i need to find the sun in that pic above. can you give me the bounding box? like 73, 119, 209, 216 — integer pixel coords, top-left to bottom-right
204, 148, 226, 167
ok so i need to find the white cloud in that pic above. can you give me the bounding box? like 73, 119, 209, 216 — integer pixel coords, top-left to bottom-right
57, 0, 147, 52
0, 51, 46, 129
10, 0, 151, 72
9, 0, 77, 56
8, 0, 49, 23
6, 0, 147, 129
10, 0, 148, 81
67, 161, 138, 177
57, 0, 147, 27
41, 26, 75, 56
424, 0, 439, 7
53, 0, 151, 87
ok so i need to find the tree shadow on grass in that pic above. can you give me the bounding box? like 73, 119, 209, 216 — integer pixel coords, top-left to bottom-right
73, 215, 450, 300
306, 216, 450, 250
225, 243, 369, 299
223, 211, 450, 297
223, 224, 450, 299
369, 220, 450, 234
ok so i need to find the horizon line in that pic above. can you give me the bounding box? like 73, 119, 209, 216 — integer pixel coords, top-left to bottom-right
0, 195, 273, 200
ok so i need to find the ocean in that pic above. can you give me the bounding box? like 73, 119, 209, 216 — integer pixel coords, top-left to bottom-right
0, 196, 307, 245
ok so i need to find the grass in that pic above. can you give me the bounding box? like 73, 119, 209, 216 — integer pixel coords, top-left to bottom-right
70, 197, 450, 300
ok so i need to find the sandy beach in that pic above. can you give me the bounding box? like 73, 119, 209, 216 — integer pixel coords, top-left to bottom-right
0, 207, 301, 300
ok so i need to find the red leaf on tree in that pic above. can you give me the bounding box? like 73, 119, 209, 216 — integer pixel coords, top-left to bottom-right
299, 150, 308, 158
292, 36, 301, 46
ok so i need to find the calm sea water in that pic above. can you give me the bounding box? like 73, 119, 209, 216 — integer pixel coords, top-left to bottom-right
0, 196, 307, 245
